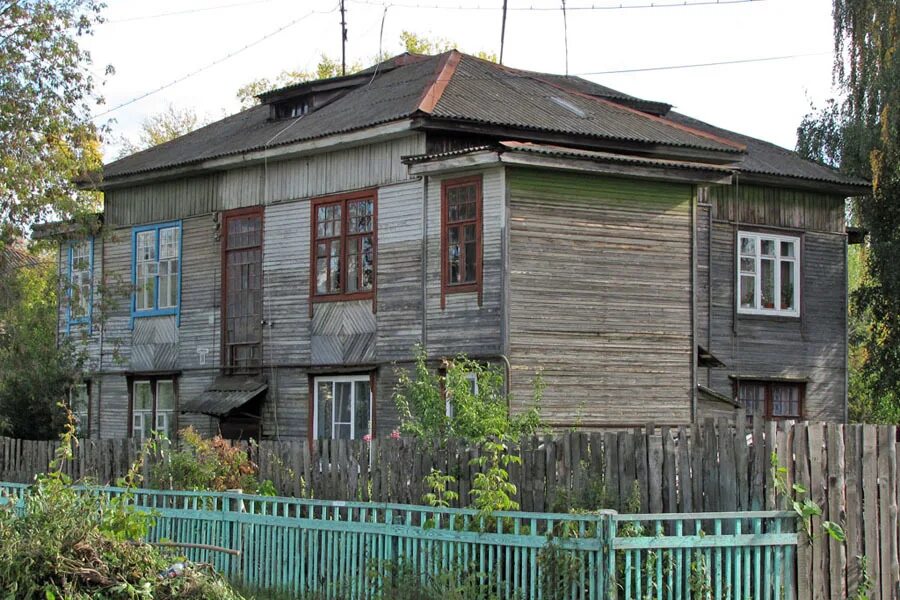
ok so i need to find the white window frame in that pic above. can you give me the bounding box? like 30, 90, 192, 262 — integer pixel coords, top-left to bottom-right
736, 231, 800, 317
446, 372, 478, 418
131, 379, 176, 441
68, 239, 93, 323
313, 375, 372, 440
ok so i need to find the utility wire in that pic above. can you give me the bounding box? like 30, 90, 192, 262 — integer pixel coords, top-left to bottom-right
107, 0, 277, 24
92, 5, 338, 119
348, 0, 763, 11
579, 52, 828, 75
106, 0, 282, 24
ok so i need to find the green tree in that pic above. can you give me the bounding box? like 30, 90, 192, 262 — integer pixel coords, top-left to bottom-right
0, 0, 106, 243
0, 251, 81, 439
796, 0, 899, 422
117, 104, 206, 157
400, 30, 497, 62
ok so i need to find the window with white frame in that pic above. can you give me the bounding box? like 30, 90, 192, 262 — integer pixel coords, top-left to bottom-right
131, 379, 176, 441
446, 372, 478, 418
737, 231, 800, 317
313, 375, 371, 440
69, 382, 89, 437
68, 239, 92, 323
133, 223, 181, 316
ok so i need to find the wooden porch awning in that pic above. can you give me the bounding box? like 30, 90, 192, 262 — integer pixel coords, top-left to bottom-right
181, 376, 267, 417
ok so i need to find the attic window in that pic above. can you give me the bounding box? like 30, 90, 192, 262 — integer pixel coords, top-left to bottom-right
274, 97, 309, 119
550, 96, 586, 118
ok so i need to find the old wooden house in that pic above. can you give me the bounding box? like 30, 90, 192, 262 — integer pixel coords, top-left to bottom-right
49, 51, 867, 440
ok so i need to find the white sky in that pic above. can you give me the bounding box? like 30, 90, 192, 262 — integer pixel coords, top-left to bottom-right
87, 0, 839, 160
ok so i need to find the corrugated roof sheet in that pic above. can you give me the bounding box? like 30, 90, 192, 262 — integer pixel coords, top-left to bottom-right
431, 56, 740, 152
181, 376, 267, 417
666, 111, 867, 187
101, 51, 866, 190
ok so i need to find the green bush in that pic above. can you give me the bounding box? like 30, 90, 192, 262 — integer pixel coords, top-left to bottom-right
151, 427, 275, 495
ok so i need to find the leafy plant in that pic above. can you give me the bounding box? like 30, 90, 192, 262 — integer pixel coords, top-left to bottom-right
151, 427, 274, 494
470, 438, 521, 517
393, 345, 542, 445
423, 468, 459, 509
771, 452, 845, 542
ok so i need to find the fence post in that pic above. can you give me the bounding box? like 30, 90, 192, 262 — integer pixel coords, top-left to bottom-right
606, 514, 617, 599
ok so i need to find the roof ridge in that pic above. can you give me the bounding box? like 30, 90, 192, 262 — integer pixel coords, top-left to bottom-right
416, 50, 462, 114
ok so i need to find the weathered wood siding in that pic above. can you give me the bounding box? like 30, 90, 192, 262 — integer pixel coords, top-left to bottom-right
104, 135, 425, 226
507, 169, 694, 426
700, 183, 848, 421
424, 167, 505, 358
707, 184, 845, 233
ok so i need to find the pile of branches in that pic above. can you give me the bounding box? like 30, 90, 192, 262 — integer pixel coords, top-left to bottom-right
0, 424, 246, 599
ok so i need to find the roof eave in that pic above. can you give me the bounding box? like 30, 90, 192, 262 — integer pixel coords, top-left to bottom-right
406, 148, 734, 186
98, 119, 417, 190
736, 171, 870, 197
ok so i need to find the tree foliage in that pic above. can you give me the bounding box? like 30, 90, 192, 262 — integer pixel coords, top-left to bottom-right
117, 104, 206, 157
0, 0, 106, 243
0, 249, 80, 439
393, 345, 542, 444
797, 0, 900, 421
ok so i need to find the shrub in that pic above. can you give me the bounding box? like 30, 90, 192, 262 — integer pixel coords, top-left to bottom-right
151, 426, 275, 494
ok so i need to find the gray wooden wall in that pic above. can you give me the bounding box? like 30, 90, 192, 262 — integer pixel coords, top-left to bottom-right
505, 169, 695, 427
698, 184, 848, 421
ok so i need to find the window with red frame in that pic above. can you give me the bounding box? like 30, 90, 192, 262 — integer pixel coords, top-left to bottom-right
441, 177, 482, 304
737, 380, 804, 420
312, 193, 375, 298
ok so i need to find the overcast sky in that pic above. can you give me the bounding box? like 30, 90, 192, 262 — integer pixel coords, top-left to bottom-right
87, 0, 839, 160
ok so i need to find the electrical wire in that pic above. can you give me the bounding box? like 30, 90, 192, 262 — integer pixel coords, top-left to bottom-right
579, 52, 829, 75
347, 0, 764, 11
92, 3, 339, 119
106, 0, 283, 24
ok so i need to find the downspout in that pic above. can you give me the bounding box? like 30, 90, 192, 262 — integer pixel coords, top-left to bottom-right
844, 235, 849, 423
690, 187, 698, 423
421, 175, 428, 350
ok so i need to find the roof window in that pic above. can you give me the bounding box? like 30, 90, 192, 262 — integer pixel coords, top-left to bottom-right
550, 96, 587, 118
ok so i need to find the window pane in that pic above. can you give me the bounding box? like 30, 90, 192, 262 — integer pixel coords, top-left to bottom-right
780, 261, 795, 311
761, 239, 775, 257
157, 380, 175, 410
335, 382, 352, 424
329, 240, 341, 292
159, 227, 179, 259
740, 236, 756, 256
740, 257, 755, 274
354, 380, 371, 438
780, 241, 795, 258
464, 225, 477, 283
448, 226, 460, 284
772, 385, 800, 417
346, 250, 359, 293
70, 384, 89, 413
760, 258, 775, 309
740, 274, 756, 309
334, 424, 352, 439
316, 257, 329, 294
361, 236, 373, 291
317, 382, 333, 439
134, 381, 153, 410
348, 200, 373, 234
739, 383, 766, 417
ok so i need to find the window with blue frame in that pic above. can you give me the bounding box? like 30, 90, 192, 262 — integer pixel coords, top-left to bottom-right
132, 222, 181, 319
67, 238, 93, 327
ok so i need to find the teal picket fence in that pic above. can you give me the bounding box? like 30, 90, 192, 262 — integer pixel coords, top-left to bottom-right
0, 482, 798, 599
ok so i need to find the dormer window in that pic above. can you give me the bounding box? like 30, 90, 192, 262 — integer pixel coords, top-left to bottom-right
273, 97, 309, 119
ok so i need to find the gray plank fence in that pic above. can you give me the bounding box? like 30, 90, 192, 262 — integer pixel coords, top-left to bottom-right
1, 419, 898, 599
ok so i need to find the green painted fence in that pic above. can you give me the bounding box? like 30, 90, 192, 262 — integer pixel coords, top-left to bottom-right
0, 482, 798, 599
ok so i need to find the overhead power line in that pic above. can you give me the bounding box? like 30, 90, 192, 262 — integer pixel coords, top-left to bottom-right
106, 0, 282, 24
92, 4, 339, 119
348, 0, 764, 11
579, 52, 829, 75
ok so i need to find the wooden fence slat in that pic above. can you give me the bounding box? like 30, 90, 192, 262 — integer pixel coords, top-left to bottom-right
826, 424, 846, 600
647, 430, 663, 514
808, 423, 829, 600
877, 426, 893, 600
861, 425, 879, 594
844, 425, 863, 598
794, 422, 811, 600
